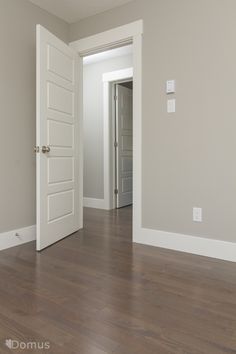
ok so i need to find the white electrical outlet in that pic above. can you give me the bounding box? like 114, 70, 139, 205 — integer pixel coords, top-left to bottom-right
193, 207, 202, 222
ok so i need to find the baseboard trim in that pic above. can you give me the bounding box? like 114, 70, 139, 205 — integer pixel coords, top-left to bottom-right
0, 225, 36, 251
83, 197, 108, 209
1, 222, 235, 262
134, 227, 236, 262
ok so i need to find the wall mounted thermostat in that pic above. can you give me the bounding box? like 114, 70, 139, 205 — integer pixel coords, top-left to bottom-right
166, 80, 175, 94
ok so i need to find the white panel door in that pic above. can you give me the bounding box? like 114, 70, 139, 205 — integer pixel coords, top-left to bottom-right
116, 84, 133, 208
36, 25, 81, 250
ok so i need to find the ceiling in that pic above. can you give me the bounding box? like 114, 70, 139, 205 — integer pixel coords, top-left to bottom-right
83, 44, 133, 65
28, 0, 133, 24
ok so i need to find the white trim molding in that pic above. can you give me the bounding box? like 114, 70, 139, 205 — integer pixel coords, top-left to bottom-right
134, 228, 236, 263
70, 21, 143, 230
83, 198, 108, 210
0, 225, 36, 251
103, 67, 133, 210
103, 67, 133, 83
70, 20, 143, 56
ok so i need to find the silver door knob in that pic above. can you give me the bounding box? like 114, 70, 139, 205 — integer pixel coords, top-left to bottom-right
41, 146, 51, 153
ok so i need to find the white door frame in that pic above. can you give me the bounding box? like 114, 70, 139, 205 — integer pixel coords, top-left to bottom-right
103, 67, 133, 210
70, 20, 143, 240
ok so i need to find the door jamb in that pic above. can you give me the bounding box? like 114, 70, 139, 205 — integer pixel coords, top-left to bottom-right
70, 20, 143, 241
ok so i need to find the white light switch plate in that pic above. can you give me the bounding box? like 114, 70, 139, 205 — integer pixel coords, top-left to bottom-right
166, 80, 175, 94
193, 207, 202, 222
167, 99, 176, 113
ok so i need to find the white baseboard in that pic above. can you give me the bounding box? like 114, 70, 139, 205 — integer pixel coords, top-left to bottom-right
134, 227, 236, 263
83, 197, 108, 209
1, 222, 235, 262
0, 225, 36, 251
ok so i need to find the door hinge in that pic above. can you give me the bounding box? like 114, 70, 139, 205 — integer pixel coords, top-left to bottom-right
114, 189, 118, 195
114, 141, 118, 148
114, 95, 118, 101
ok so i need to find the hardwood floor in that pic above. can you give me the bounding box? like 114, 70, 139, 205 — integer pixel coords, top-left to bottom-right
0, 206, 236, 353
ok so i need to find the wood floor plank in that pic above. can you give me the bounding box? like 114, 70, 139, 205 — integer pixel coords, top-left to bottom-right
0, 206, 235, 353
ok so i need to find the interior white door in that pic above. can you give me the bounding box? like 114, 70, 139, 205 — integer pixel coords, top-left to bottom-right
116, 84, 133, 208
36, 25, 81, 250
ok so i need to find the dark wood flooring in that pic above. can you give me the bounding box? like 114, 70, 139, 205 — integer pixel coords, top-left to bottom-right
0, 207, 236, 353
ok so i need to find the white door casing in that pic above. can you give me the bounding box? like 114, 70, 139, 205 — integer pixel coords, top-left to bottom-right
70, 21, 143, 240
116, 84, 133, 208
36, 25, 81, 251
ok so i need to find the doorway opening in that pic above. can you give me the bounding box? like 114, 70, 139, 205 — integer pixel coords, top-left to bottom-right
70, 20, 142, 243
82, 46, 133, 211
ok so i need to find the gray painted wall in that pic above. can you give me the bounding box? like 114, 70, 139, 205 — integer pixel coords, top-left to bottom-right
70, 0, 236, 242
83, 54, 133, 199
0, 0, 68, 233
